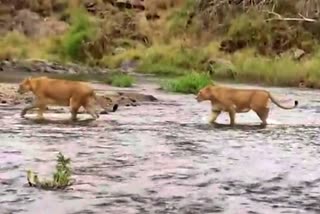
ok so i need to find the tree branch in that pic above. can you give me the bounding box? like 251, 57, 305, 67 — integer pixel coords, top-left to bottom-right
264, 10, 317, 22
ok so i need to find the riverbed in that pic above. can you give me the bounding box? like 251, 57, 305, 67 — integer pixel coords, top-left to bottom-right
1, 81, 320, 214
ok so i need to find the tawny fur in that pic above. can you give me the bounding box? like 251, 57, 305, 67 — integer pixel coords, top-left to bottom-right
196, 84, 298, 126
17, 76, 100, 121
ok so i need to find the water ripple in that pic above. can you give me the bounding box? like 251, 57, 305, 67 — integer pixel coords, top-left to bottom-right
1, 86, 320, 213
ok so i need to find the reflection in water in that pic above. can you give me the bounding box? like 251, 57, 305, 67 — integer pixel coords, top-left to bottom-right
1, 85, 320, 213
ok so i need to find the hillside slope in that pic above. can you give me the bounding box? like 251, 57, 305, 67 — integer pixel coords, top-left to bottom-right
0, 0, 320, 88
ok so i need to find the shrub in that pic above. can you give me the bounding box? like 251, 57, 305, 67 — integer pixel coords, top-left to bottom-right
57, 8, 96, 62
226, 11, 316, 55
162, 72, 212, 94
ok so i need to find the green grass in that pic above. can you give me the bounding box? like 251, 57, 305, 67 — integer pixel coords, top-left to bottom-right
50, 72, 135, 87
229, 50, 304, 86
136, 43, 207, 76
162, 72, 212, 94
109, 74, 135, 87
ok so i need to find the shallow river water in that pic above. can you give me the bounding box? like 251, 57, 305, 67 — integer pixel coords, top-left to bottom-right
1, 82, 320, 214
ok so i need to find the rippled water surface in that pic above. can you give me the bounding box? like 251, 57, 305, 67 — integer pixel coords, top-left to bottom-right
1, 83, 320, 214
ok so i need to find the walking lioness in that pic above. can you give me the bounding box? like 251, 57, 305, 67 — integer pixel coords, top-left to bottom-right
196, 84, 298, 126
17, 76, 100, 121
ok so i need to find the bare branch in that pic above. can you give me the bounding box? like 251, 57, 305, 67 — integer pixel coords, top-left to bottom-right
264, 10, 282, 18
264, 10, 317, 22
298, 13, 317, 22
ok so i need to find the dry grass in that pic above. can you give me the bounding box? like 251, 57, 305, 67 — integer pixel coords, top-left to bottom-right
0, 31, 56, 60
145, 0, 185, 11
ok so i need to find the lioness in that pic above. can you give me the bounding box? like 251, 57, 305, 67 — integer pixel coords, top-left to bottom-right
17, 76, 100, 121
196, 84, 298, 126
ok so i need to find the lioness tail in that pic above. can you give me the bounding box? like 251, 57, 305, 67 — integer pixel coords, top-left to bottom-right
268, 93, 298, 109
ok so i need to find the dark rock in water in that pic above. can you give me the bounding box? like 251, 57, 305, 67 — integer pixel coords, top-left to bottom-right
112, 103, 119, 112
117, 92, 158, 102
100, 110, 109, 115
144, 95, 158, 102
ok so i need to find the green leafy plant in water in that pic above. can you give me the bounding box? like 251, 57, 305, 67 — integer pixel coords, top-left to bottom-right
27, 152, 74, 190
52, 152, 72, 187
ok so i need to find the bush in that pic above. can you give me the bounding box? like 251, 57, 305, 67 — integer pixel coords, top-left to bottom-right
225, 11, 316, 55
57, 8, 96, 62
162, 72, 212, 94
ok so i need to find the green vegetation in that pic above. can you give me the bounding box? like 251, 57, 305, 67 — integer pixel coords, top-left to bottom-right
54, 8, 96, 62
162, 72, 212, 94
53, 72, 135, 87
27, 152, 74, 190
0, 0, 320, 90
166, 0, 197, 35
108, 73, 135, 87
137, 44, 207, 76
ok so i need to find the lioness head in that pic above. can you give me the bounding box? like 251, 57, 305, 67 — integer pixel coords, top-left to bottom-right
17, 77, 32, 94
196, 85, 212, 102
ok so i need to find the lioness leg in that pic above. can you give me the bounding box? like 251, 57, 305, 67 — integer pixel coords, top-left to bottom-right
21, 104, 34, 118
70, 97, 81, 121
83, 104, 99, 119
36, 104, 47, 120
83, 97, 99, 120
21, 99, 42, 118
254, 107, 269, 126
228, 108, 236, 126
209, 110, 221, 124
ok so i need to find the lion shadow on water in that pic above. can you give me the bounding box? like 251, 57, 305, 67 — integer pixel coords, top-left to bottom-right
18, 103, 120, 126
193, 122, 276, 131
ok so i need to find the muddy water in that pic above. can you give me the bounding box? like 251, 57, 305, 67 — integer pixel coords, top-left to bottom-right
1, 82, 320, 214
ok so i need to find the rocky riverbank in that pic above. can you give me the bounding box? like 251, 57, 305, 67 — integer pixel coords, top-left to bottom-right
0, 59, 112, 75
